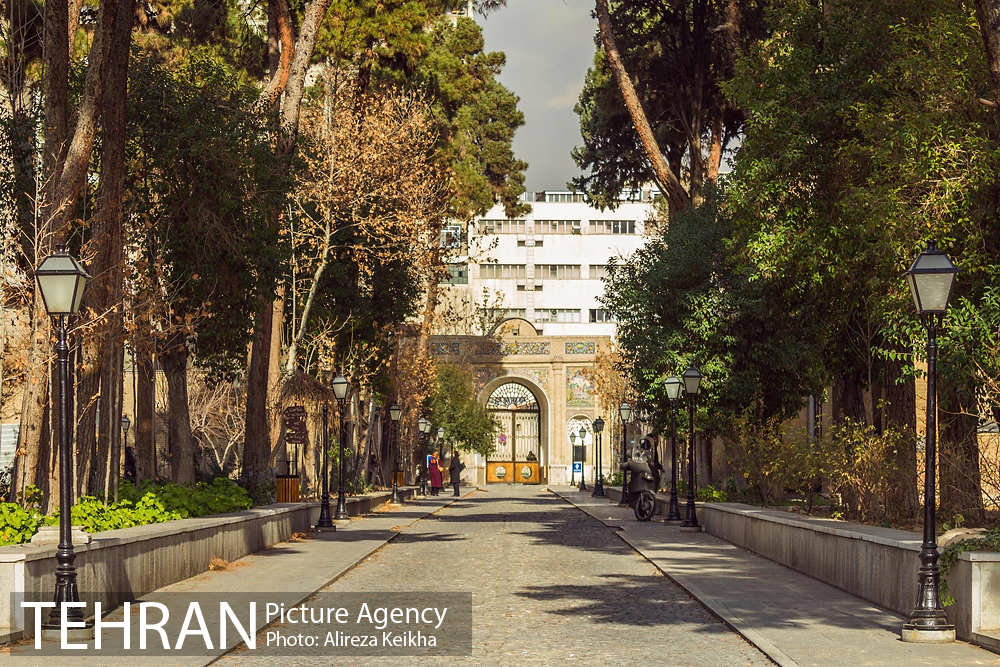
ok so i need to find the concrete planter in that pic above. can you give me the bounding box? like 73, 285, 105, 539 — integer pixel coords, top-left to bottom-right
0, 487, 415, 640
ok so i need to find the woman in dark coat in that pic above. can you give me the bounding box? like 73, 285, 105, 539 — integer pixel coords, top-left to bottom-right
449, 452, 463, 497
428, 451, 444, 496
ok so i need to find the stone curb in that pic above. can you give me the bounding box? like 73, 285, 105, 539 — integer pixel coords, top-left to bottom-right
549, 487, 795, 667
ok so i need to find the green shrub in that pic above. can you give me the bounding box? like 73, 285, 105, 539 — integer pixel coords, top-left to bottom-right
0, 503, 45, 546
0, 477, 253, 545
119, 478, 253, 518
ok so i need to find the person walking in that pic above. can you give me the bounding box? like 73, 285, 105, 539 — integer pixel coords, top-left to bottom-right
428, 451, 444, 496
449, 452, 464, 497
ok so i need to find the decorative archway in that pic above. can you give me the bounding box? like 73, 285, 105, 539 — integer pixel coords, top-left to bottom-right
485, 382, 543, 483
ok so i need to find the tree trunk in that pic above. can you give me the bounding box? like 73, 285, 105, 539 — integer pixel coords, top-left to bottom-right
135, 344, 156, 480
160, 342, 195, 485
883, 354, 918, 521
14, 0, 132, 501
94, 0, 133, 499
974, 0, 1000, 105
939, 371, 983, 520
594, 0, 690, 212
75, 337, 100, 495
831, 370, 866, 425
243, 300, 274, 492
242, 0, 332, 494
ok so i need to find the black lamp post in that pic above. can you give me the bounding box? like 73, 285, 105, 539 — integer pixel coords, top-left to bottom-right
317, 402, 334, 529
901, 240, 958, 643
35, 244, 92, 633
592, 417, 606, 497
332, 373, 350, 521
680, 366, 702, 530
618, 402, 634, 506
121, 414, 130, 452
664, 376, 683, 523
578, 425, 588, 492
389, 403, 402, 504
418, 416, 431, 496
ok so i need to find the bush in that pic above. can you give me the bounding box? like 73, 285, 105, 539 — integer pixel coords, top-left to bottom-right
119, 477, 253, 518
0, 477, 253, 545
0, 503, 45, 546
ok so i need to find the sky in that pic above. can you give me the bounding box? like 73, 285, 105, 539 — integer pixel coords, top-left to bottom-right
479, 1, 597, 192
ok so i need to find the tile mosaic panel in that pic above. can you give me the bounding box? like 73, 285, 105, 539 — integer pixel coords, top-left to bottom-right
430, 341, 460, 356
565, 341, 596, 355
566, 367, 595, 408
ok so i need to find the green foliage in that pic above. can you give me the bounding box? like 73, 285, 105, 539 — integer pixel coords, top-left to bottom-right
0, 478, 252, 545
601, 196, 826, 442
940, 528, 1000, 607
0, 504, 45, 546
429, 363, 498, 458
64, 496, 182, 533
676, 480, 729, 503
127, 47, 288, 380
119, 478, 253, 518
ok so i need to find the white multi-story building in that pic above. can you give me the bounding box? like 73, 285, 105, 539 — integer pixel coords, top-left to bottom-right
440, 189, 659, 337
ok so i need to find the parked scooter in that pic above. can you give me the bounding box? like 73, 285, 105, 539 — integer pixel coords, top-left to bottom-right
622, 450, 657, 521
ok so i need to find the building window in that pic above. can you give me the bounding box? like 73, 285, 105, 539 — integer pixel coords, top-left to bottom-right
535, 264, 581, 280
535, 219, 582, 234
480, 308, 526, 320
535, 308, 582, 323
589, 308, 615, 323
479, 219, 527, 235
479, 263, 527, 280
440, 264, 468, 285
440, 224, 463, 248
544, 192, 586, 203
589, 265, 609, 280
588, 219, 636, 235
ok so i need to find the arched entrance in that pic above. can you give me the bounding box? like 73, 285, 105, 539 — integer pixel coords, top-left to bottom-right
485, 382, 542, 483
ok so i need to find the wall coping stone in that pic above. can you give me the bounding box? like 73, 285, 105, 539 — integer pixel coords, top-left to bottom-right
0, 490, 402, 564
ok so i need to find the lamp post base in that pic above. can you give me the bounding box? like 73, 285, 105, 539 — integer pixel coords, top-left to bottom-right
592, 477, 605, 497
40, 623, 94, 643
900, 625, 955, 643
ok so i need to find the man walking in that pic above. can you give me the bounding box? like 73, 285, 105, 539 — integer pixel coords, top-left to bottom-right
449, 452, 464, 497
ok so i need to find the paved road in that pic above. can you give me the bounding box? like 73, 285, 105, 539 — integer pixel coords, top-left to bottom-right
219, 486, 770, 665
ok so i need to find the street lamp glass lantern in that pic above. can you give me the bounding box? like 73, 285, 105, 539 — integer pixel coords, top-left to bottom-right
578, 426, 587, 441
682, 366, 703, 396
121, 415, 130, 433
569, 431, 577, 444
665, 375, 683, 401
593, 417, 605, 433
418, 416, 431, 433
389, 403, 402, 422
905, 240, 958, 315
331, 374, 349, 401
35, 246, 90, 316
619, 402, 633, 423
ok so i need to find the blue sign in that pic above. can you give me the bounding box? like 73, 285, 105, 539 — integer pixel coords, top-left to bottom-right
572, 461, 583, 473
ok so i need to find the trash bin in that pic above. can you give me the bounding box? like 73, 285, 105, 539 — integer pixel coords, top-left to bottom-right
276, 475, 300, 502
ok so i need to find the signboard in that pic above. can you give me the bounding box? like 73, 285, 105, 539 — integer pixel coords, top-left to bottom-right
282, 405, 308, 444
572, 461, 583, 473
0, 424, 18, 469
572, 445, 586, 462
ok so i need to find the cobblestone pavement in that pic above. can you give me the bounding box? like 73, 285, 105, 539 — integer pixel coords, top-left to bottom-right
219, 486, 771, 665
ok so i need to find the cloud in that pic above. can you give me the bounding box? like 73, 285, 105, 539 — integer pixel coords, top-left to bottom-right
480, 0, 597, 190
545, 82, 586, 110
